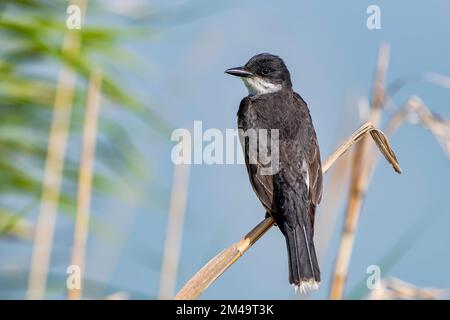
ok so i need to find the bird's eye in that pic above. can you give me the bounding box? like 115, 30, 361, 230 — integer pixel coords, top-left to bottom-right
261, 68, 270, 75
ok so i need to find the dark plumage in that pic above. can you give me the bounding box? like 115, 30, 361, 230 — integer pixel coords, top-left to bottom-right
226, 53, 323, 291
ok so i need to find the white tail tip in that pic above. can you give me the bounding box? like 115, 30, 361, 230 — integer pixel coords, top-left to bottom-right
293, 280, 320, 294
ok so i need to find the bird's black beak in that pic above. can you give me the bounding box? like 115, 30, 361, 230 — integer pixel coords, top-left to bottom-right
225, 66, 253, 78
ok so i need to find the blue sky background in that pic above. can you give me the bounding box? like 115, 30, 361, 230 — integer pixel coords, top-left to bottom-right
94, 0, 450, 299
2, 0, 450, 300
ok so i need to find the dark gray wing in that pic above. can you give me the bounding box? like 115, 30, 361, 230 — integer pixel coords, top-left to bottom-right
293, 92, 322, 227
237, 97, 275, 213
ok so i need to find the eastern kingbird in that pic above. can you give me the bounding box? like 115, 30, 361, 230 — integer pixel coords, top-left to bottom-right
225, 53, 322, 293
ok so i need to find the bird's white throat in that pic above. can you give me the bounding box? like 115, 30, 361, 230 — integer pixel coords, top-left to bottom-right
242, 76, 282, 95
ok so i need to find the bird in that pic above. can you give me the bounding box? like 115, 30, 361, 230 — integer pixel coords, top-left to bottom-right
225, 53, 323, 293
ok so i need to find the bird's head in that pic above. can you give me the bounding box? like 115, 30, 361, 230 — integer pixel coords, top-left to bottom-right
225, 53, 292, 95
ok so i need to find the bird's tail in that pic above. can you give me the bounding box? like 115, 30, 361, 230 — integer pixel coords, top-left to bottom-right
282, 223, 320, 293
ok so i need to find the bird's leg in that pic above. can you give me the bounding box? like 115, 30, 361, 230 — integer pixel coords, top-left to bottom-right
265, 211, 277, 226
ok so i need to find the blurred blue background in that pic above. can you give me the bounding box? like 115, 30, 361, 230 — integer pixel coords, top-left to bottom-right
1, 0, 449, 299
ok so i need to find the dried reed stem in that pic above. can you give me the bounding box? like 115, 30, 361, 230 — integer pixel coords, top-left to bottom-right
67, 70, 102, 300
386, 97, 450, 158
27, 0, 86, 300
175, 121, 401, 300
158, 163, 191, 299
367, 278, 450, 300
329, 43, 391, 300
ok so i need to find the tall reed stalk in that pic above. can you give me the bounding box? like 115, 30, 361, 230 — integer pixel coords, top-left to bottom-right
67, 70, 102, 300
158, 163, 191, 299
329, 43, 390, 300
27, 0, 86, 300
